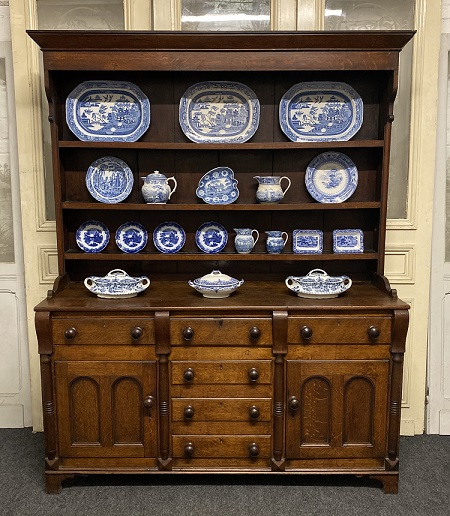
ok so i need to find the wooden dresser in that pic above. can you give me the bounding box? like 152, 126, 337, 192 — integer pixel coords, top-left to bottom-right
29, 30, 412, 494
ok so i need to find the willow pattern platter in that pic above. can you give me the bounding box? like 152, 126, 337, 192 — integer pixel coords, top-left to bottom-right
305, 151, 358, 203
66, 80, 150, 142
179, 81, 260, 143
85, 156, 134, 203
279, 81, 363, 142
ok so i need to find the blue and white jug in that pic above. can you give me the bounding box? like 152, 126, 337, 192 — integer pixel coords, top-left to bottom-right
265, 230, 288, 254
141, 170, 177, 204
233, 228, 259, 254
254, 175, 291, 204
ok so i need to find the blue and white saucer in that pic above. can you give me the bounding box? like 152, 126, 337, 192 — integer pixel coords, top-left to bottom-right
153, 222, 186, 253
76, 220, 110, 253
85, 156, 134, 203
115, 222, 148, 253
195, 222, 228, 253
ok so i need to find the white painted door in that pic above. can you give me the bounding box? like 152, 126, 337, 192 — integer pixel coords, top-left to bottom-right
0, 5, 31, 428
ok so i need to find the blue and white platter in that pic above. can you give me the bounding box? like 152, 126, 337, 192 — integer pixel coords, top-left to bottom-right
66, 80, 150, 142
84, 269, 150, 299
115, 221, 148, 254
153, 222, 186, 254
179, 81, 260, 143
305, 151, 358, 203
85, 156, 134, 203
195, 222, 228, 253
76, 220, 110, 253
279, 81, 363, 142
196, 167, 239, 205
333, 229, 364, 254
292, 230, 323, 254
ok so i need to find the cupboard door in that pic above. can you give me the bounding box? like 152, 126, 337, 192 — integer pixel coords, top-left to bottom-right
55, 361, 157, 458
286, 360, 389, 460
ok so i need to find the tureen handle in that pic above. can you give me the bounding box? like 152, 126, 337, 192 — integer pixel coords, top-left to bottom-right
107, 269, 128, 277
307, 269, 328, 277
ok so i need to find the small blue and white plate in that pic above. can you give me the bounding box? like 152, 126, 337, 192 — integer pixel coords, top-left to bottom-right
153, 222, 186, 253
66, 80, 150, 142
76, 220, 110, 253
305, 151, 358, 203
196, 167, 239, 205
179, 81, 260, 143
85, 156, 134, 203
195, 222, 228, 253
333, 229, 364, 253
293, 230, 323, 254
115, 222, 148, 254
279, 81, 363, 142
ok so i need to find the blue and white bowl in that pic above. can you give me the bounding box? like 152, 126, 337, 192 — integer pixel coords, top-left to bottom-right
188, 270, 244, 299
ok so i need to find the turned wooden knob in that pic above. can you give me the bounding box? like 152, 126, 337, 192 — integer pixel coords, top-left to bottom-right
183, 368, 195, 382
143, 395, 155, 409
248, 443, 260, 457
248, 368, 259, 382
288, 396, 300, 411
182, 327, 194, 341
368, 326, 381, 340
300, 326, 313, 340
249, 326, 261, 340
249, 406, 260, 419
64, 327, 77, 340
130, 326, 143, 340
184, 442, 195, 457
184, 405, 195, 419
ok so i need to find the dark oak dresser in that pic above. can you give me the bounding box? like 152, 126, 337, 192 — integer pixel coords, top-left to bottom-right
28, 30, 412, 494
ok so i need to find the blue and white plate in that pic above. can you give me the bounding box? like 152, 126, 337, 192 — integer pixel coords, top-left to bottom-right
292, 230, 323, 254
196, 167, 239, 205
85, 156, 134, 203
179, 81, 260, 143
305, 151, 358, 203
153, 222, 186, 254
66, 80, 150, 142
195, 222, 228, 253
333, 229, 364, 253
76, 220, 110, 253
115, 222, 148, 254
279, 81, 363, 142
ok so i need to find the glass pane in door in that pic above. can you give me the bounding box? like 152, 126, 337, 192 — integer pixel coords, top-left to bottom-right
181, 1, 271, 31
36, 1, 125, 220
324, 0, 415, 219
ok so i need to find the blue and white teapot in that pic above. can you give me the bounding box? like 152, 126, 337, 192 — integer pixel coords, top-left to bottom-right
141, 170, 177, 204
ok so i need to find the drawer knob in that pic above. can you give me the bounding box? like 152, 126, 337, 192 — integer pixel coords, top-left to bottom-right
288, 396, 300, 411
249, 326, 261, 340
184, 442, 195, 457
64, 327, 77, 340
248, 443, 260, 457
184, 405, 195, 419
249, 405, 260, 419
368, 325, 381, 340
143, 395, 155, 410
300, 326, 313, 340
248, 368, 259, 382
183, 368, 195, 382
182, 327, 194, 341
131, 326, 143, 340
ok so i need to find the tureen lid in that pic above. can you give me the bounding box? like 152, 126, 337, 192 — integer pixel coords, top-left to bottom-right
194, 270, 240, 286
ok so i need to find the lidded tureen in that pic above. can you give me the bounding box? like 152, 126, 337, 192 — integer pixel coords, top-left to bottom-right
285, 268, 352, 299
84, 269, 150, 299
188, 270, 244, 299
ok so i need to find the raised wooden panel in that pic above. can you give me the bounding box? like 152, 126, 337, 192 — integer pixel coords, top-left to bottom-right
343, 377, 375, 445
300, 377, 331, 446
70, 376, 100, 444
112, 377, 143, 444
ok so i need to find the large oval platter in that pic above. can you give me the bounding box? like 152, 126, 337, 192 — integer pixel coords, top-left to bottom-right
66, 80, 150, 142
179, 81, 260, 143
85, 156, 134, 203
279, 81, 363, 142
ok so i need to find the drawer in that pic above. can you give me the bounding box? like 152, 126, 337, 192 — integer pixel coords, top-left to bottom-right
171, 360, 272, 386
287, 316, 391, 345
52, 318, 155, 345
172, 435, 271, 459
172, 398, 272, 422
170, 318, 272, 346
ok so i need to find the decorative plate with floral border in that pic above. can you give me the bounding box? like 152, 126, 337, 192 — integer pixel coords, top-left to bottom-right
195, 222, 228, 253
76, 220, 110, 253
115, 221, 148, 254
153, 222, 186, 254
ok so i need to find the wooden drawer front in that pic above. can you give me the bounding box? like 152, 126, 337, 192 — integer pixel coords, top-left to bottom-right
172, 398, 272, 422
172, 435, 271, 459
287, 316, 391, 345
52, 318, 155, 345
171, 360, 272, 386
170, 318, 272, 346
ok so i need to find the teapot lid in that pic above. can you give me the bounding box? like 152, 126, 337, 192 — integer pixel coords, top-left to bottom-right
145, 170, 166, 178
